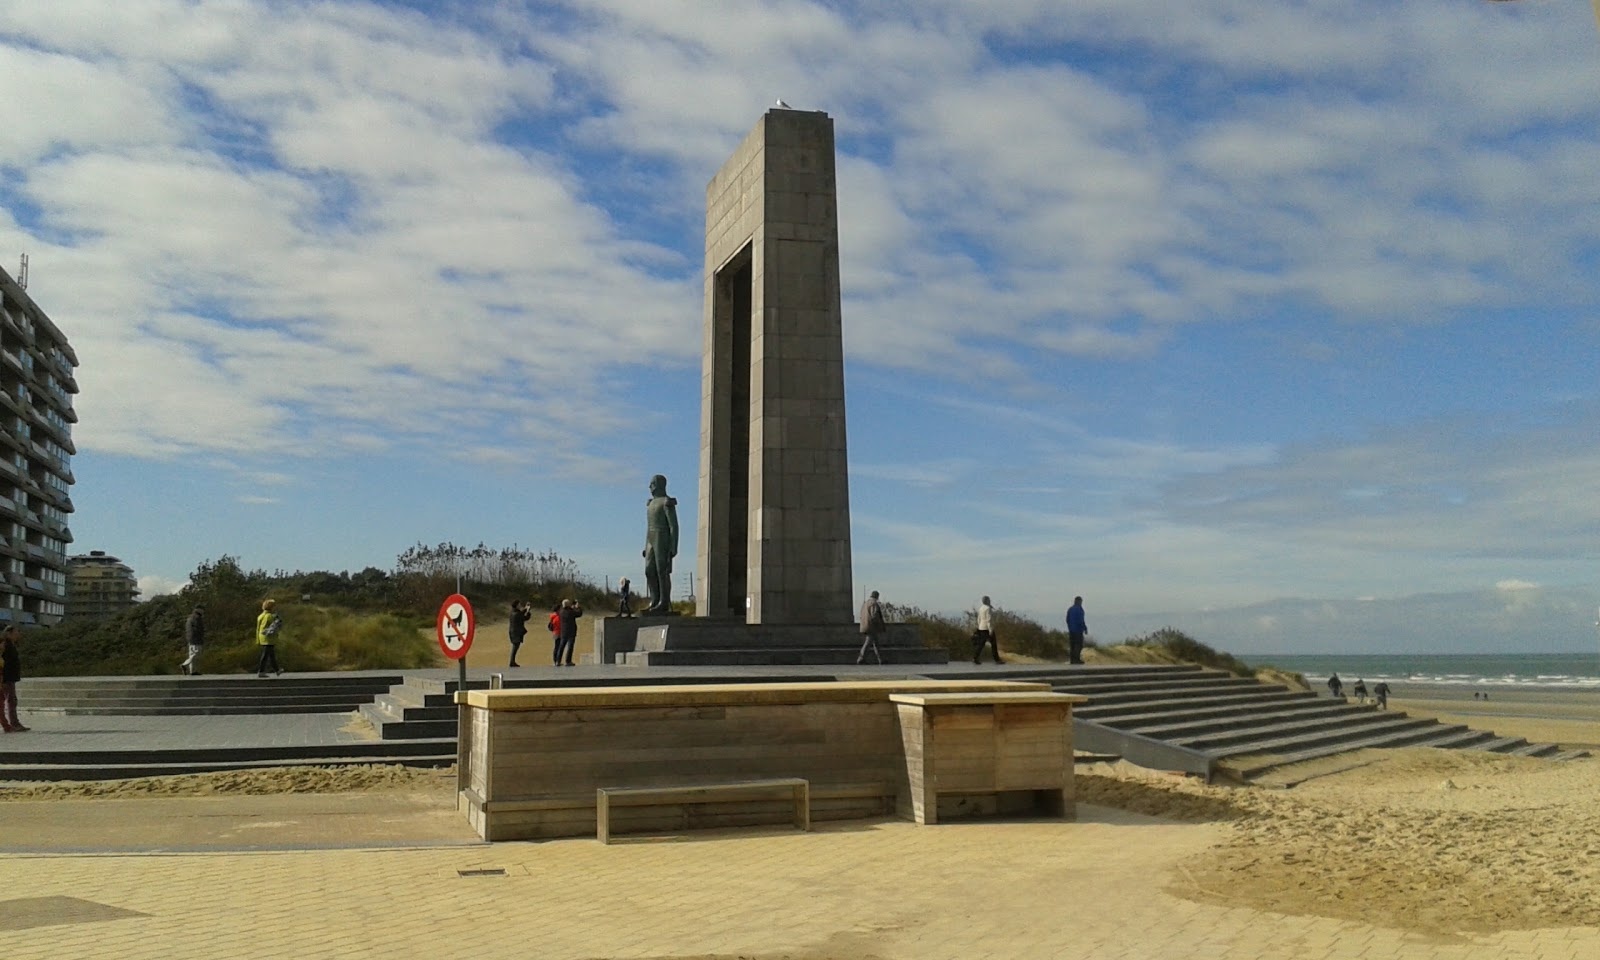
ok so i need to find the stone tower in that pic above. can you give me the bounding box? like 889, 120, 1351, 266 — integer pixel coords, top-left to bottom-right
696, 108, 853, 625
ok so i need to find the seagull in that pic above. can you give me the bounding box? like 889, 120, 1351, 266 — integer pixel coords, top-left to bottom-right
775, 100, 791, 109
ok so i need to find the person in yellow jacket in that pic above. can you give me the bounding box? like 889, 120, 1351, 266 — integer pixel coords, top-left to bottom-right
255, 599, 284, 677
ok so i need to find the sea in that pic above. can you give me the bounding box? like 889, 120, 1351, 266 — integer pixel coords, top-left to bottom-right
1258, 653, 1600, 692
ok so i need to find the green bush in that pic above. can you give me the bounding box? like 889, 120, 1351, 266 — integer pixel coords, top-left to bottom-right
885, 603, 1073, 661
1124, 626, 1255, 677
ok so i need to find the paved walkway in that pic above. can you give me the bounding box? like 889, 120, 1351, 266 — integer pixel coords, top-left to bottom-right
3, 803, 1595, 960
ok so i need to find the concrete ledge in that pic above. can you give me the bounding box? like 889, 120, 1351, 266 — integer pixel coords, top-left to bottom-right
890, 692, 1088, 708
457, 680, 1047, 710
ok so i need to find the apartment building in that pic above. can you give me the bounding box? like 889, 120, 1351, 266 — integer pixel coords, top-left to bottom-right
0, 262, 78, 626
67, 550, 140, 619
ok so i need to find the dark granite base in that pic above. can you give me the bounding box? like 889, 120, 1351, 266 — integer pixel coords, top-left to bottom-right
617, 620, 947, 666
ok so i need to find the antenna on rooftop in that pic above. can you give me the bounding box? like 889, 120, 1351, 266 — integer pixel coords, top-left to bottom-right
16, 253, 27, 290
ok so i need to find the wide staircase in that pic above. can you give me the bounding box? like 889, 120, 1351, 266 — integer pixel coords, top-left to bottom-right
3, 674, 457, 782
974, 664, 1588, 779
26, 675, 404, 715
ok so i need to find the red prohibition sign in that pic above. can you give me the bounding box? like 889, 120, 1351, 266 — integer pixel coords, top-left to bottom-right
436, 593, 475, 661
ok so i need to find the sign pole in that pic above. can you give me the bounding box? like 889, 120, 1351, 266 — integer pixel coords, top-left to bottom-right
436, 592, 477, 694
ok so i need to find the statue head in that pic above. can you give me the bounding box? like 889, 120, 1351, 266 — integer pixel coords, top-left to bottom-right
650, 474, 667, 497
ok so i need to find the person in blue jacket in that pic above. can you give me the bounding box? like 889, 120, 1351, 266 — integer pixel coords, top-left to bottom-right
1065, 596, 1088, 665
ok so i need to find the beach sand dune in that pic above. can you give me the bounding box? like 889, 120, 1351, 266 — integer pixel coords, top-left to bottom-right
1082, 748, 1600, 936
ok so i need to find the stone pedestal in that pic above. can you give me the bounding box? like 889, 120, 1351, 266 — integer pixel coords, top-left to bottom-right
619, 619, 945, 666
590, 615, 680, 665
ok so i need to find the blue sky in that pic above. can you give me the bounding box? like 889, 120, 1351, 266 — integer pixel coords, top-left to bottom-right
4, 0, 1600, 654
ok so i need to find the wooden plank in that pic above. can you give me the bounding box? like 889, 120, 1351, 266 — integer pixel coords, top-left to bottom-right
596, 778, 809, 844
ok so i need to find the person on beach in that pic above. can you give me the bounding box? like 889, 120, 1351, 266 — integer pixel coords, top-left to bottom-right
180, 604, 205, 676
857, 590, 886, 665
1, 624, 28, 733
507, 600, 531, 668
1327, 673, 1344, 699
1373, 681, 1391, 710
1065, 597, 1088, 664
1353, 678, 1368, 704
618, 578, 633, 618
972, 595, 1003, 664
255, 599, 284, 677
554, 599, 582, 667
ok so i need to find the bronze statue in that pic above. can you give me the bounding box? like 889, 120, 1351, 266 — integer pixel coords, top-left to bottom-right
643, 474, 679, 614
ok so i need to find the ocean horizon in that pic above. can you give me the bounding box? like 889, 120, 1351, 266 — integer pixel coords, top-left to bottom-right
1257, 652, 1600, 690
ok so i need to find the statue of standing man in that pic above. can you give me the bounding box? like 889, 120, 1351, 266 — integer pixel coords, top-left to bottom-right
643, 474, 679, 615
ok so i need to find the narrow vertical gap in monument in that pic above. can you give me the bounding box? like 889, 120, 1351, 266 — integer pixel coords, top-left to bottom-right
721, 244, 753, 618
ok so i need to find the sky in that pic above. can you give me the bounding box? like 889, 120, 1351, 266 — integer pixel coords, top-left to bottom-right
3, 0, 1600, 655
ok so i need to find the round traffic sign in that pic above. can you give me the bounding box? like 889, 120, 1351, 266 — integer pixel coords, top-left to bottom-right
436, 593, 475, 661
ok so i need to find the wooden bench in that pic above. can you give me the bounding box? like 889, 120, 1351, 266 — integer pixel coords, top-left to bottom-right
596, 777, 810, 844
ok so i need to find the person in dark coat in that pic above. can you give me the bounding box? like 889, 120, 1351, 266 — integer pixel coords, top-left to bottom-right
181, 605, 205, 675
555, 599, 582, 667
1, 624, 27, 732
857, 591, 886, 665
507, 600, 531, 667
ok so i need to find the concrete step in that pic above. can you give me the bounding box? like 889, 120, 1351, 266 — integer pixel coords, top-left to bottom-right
619, 647, 949, 666
1088, 694, 1324, 723
1048, 675, 1267, 698
24, 675, 402, 716
1545, 749, 1592, 762
1123, 702, 1370, 740
30, 703, 370, 716
1075, 690, 1318, 722
1402, 727, 1497, 750
0, 752, 456, 783
1205, 715, 1446, 760
31, 694, 387, 710
1224, 722, 1478, 777
1172, 708, 1405, 750
1506, 742, 1555, 757
1473, 735, 1532, 754
0, 739, 456, 767
1069, 681, 1288, 708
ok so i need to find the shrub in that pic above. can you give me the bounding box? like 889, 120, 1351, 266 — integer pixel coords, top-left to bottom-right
1124, 627, 1255, 677
886, 603, 1071, 661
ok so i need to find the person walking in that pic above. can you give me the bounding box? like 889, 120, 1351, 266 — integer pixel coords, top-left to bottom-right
618, 578, 634, 618
1373, 681, 1391, 710
857, 590, 886, 665
1327, 673, 1344, 699
1, 624, 28, 733
555, 599, 583, 667
972, 595, 1003, 664
180, 604, 205, 676
1352, 678, 1369, 704
507, 600, 530, 668
1065, 596, 1088, 664
255, 599, 284, 677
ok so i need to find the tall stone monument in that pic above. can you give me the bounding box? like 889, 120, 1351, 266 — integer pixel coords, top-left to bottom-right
609, 108, 941, 665
697, 107, 853, 625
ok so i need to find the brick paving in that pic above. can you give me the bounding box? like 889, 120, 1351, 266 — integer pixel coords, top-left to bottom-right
2, 804, 1596, 959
